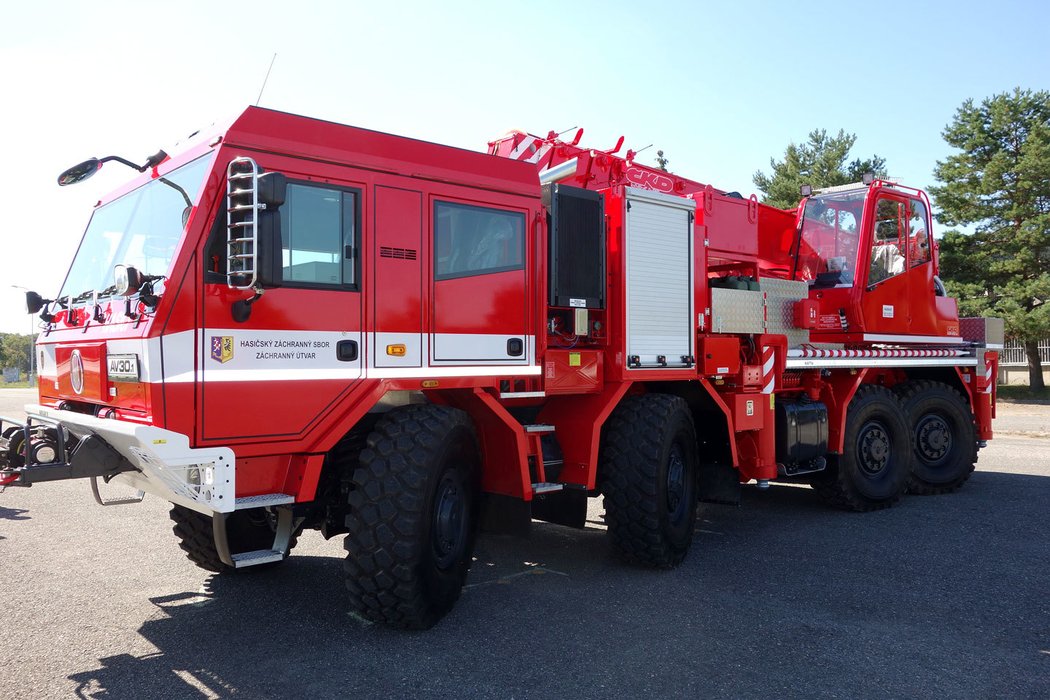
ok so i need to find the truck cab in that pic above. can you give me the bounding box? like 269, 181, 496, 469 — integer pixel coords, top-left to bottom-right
791, 181, 960, 342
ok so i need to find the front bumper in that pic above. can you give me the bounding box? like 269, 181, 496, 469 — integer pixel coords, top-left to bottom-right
4, 405, 235, 514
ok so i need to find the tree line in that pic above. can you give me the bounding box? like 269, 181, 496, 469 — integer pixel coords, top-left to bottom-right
745, 88, 1049, 391
1, 333, 33, 378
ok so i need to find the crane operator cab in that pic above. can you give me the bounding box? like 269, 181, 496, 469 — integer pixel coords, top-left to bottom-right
792, 181, 959, 340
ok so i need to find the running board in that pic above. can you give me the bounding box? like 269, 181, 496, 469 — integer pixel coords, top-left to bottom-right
90, 476, 145, 506
532, 482, 564, 494
213, 504, 296, 568
235, 493, 295, 509
231, 549, 285, 567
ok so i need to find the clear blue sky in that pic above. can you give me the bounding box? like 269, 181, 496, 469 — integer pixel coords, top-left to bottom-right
0, 0, 1047, 333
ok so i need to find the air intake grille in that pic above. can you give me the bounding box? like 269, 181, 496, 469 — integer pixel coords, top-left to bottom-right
544, 184, 605, 309
380, 246, 418, 261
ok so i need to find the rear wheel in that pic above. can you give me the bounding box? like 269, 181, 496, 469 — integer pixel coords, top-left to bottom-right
343, 404, 480, 630
896, 381, 977, 494
170, 505, 297, 573
813, 385, 909, 511
599, 393, 699, 568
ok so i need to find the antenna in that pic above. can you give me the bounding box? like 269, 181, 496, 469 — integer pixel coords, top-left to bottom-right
255, 53, 277, 106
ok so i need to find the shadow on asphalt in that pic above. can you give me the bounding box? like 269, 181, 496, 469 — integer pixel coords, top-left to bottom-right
0, 506, 29, 541
66, 470, 1050, 698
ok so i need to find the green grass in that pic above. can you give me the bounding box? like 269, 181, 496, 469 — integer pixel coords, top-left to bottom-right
0, 381, 32, 389
997, 385, 1050, 402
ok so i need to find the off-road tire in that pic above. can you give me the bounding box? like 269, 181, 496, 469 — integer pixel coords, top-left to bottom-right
343, 405, 480, 630
896, 380, 977, 494
170, 505, 298, 573
599, 393, 699, 568
813, 384, 910, 511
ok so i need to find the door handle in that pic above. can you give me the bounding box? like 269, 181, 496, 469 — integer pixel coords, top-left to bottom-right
337, 340, 359, 362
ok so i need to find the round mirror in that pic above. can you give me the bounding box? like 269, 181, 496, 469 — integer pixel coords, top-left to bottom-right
57, 158, 102, 186
113, 265, 143, 297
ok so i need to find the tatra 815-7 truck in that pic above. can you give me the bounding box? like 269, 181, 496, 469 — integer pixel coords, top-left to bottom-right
1, 107, 1001, 628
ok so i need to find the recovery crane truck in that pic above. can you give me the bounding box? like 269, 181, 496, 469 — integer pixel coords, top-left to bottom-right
1, 107, 1002, 629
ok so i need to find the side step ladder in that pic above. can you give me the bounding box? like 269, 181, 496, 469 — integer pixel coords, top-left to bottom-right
524, 424, 564, 494
523, 424, 587, 528
215, 493, 298, 568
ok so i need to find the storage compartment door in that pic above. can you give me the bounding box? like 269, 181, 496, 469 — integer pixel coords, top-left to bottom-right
624, 187, 695, 368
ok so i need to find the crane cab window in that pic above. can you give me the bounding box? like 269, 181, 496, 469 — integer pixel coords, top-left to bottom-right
868, 198, 906, 286
908, 199, 931, 268
434, 201, 525, 280
794, 188, 864, 286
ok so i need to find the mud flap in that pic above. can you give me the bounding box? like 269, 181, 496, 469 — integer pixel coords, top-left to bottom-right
698, 460, 740, 505
531, 486, 588, 529
479, 493, 532, 537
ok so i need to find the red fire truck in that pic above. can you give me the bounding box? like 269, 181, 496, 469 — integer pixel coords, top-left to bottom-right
1, 107, 1001, 629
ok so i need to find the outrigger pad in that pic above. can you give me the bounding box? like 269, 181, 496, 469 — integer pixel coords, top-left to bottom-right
697, 461, 741, 506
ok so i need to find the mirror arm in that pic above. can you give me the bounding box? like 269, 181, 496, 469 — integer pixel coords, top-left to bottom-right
158, 176, 193, 209
98, 155, 149, 172
231, 287, 264, 324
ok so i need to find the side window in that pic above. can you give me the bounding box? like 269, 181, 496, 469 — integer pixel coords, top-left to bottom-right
869, 197, 905, 286
434, 201, 525, 280
279, 183, 358, 287
908, 199, 931, 268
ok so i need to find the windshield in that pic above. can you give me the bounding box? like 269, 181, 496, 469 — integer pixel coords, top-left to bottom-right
794, 188, 866, 285
58, 154, 215, 302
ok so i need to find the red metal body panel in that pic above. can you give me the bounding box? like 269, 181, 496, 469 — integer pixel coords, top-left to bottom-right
544, 349, 602, 395
698, 191, 759, 262
536, 382, 633, 489
698, 336, 741, 375
373, 185, 423, 353
732, 393, 765, 432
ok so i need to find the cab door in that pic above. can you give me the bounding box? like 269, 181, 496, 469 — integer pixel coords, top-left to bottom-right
200, 159, 364, 443
899, 197, 943, 336
430, 199, 530, 367
861, 194, 913, 336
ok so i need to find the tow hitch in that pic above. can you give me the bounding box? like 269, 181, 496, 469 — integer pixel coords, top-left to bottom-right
0, 414, 136, 490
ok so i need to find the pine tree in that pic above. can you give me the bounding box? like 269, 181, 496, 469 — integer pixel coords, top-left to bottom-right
754, 129, 886, 209
930, 88, 1050, 391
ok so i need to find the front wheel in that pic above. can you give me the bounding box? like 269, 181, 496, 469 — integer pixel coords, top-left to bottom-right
343, 405, 480, 630
599, 393, 699, 568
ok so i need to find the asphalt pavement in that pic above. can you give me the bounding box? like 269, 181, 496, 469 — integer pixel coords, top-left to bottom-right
0, 388, 1047, 698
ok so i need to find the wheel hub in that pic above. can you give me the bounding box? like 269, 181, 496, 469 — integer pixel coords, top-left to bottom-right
916, 414, 952, 464
432, 475, 465, 569
857, 421, 891, 476
666, 445, 686, 519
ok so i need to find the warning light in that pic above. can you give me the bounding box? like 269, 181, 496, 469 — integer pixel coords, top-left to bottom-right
421, 380, 439, 388
386, 344, 407, 357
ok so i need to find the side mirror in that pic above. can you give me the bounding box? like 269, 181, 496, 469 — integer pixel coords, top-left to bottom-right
25, 291, 50, 314
255, 172, 286, 289
57, 158, 103, 186
257, 171, 287, 209
114, 265, 144, 296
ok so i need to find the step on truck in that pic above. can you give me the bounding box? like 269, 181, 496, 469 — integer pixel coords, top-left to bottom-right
1, 107, 1002, 628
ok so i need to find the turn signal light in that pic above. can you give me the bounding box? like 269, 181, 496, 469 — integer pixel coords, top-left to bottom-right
386, 344, 406, 357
